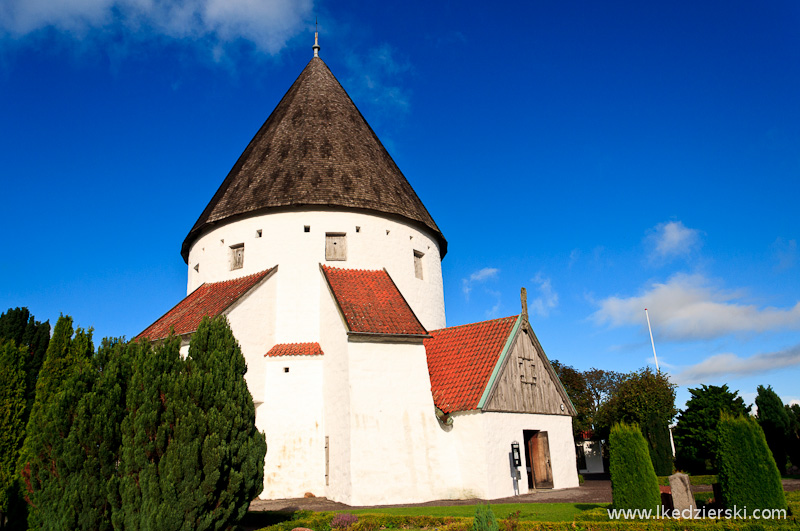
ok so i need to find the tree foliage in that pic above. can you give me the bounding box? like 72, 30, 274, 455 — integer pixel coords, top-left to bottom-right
0, 307, 51, 416
609, 422, 660, 511
550, 360, 592, 435
673, 384, 750, 474
17, 316, 95, 530
598, 368, 676, 475
755, 385, 790, 475
583, 368, 625, 432
471, 504, 498, 531
787, 404, 800, 469
716, 414, 786, 511
118, 316, 266, 530
0, 340, 28, 529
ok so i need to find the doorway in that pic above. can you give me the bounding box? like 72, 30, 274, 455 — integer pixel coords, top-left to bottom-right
523, 430, 554, 489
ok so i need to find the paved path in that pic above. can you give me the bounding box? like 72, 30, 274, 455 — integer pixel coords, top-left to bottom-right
241, 478, 800, 530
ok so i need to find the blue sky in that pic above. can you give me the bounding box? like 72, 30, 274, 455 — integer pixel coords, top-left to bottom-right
1, 1, 799, 411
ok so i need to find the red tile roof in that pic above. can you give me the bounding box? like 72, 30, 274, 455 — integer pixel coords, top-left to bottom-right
321, 265, 427, 336
137, 268, 274, 340
424, 315, 519, 414
266, 342, 324, 357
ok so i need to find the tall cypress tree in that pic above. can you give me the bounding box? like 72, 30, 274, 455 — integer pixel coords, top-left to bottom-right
184, 316, 266, 529
118, 317, 266, 530
17, 316, 94, 530
117, 336, 185, 530
0, 340, 27, 530
54, 338, 133, 530
0, 308, 51, 417
755, 385, 790, 475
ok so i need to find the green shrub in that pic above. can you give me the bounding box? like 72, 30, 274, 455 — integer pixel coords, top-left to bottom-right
472, 504, 499, 531
609, 422, 661, 511
716, 413, 787, 511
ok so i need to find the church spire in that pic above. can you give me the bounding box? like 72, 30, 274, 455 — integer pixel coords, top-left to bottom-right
313, 19, 320, 58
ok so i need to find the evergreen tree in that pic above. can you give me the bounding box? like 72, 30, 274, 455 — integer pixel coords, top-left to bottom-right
17, 316, 94, 530
755, 385, 790, 475
0, 308, 51, 417
118, 317, 266, 530
609, 422, 660, 511
0, 340, 27, 530
716, 414, 786, 511
786, 404, 800, 469
54, 338, 133, 530
182, 316, 266, 529
673, 384, 750, 474
117, 337, 183, 530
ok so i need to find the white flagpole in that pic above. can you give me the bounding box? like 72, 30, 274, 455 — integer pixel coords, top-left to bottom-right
645, 308, 675, 457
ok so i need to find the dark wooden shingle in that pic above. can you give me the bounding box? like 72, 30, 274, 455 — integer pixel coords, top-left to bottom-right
182, 57, 446, 261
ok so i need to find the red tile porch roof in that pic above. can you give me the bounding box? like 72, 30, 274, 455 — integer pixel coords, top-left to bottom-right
137, 268, 274, 340
424, 315, 519, 414
266, 342, 324, 357
320, 265, 427, 336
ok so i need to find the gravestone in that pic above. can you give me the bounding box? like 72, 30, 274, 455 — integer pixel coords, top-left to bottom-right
668, 473, 695, 517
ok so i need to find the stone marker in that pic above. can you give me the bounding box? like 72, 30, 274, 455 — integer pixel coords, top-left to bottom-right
668, 473, 695, 517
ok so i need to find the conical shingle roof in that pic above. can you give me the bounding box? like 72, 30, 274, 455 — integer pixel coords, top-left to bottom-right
181, 57, 446, 261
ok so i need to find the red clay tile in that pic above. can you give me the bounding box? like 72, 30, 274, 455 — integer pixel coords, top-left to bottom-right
266, 342, 324, 357
137, 268, 274, 340
424, 315, 519, 414
321, 265, 427, 336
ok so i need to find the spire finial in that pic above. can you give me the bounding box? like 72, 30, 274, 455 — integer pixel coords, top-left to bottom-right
313, 18, 320, 58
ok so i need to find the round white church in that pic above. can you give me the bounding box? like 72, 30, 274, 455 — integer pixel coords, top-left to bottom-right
139, 42, 579, 506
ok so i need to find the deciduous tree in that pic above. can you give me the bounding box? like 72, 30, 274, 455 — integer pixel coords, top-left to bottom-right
550, 360, 592, 435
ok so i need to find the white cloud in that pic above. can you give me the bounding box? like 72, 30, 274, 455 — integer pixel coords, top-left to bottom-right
485, 289, 502, 319
672, 344, 800, 386
646, 221, 701, 260
462, 267, 499, 300
592, 273, 800, 340
528, 273, 558, 317
0, 0, 312, 54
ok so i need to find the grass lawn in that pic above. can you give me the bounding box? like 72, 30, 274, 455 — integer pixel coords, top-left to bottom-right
348, 502, 606, 522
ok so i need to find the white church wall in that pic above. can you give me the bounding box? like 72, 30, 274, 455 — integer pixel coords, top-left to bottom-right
186, 209, 445, 334
319, 275, 352, 503
260, 355, 325, 499
345, 340, 452, 505
224, 276, 277, 405
481, 412, 579, 497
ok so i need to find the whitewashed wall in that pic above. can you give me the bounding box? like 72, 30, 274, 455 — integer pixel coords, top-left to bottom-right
345, 340, 454, 505
185, 209, 445, 333
319, 275, 351, 503
260, 355, 325, 499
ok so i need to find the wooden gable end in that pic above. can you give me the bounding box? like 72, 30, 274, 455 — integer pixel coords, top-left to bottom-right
483, 321, 575, 416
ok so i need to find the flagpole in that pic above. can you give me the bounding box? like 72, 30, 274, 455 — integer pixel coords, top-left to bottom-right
645, 308, 675, 457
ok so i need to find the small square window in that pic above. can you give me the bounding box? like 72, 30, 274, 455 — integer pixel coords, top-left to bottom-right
256, 229, 262, 238
230, 244, 244, 270
355, 226, 361, 233
413, 250, 424, 279
284, 367, 289, 373
326, 233, 346, 261
304, 225, 311, 233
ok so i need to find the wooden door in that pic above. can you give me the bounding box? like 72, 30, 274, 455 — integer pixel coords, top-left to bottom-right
528, 431, 554, 489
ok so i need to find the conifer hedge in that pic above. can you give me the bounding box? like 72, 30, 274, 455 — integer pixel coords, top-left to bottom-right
16, 315, 266, 530
609, 422, 660, 511
0, 340, 27, 529
716, 413, 786, 511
